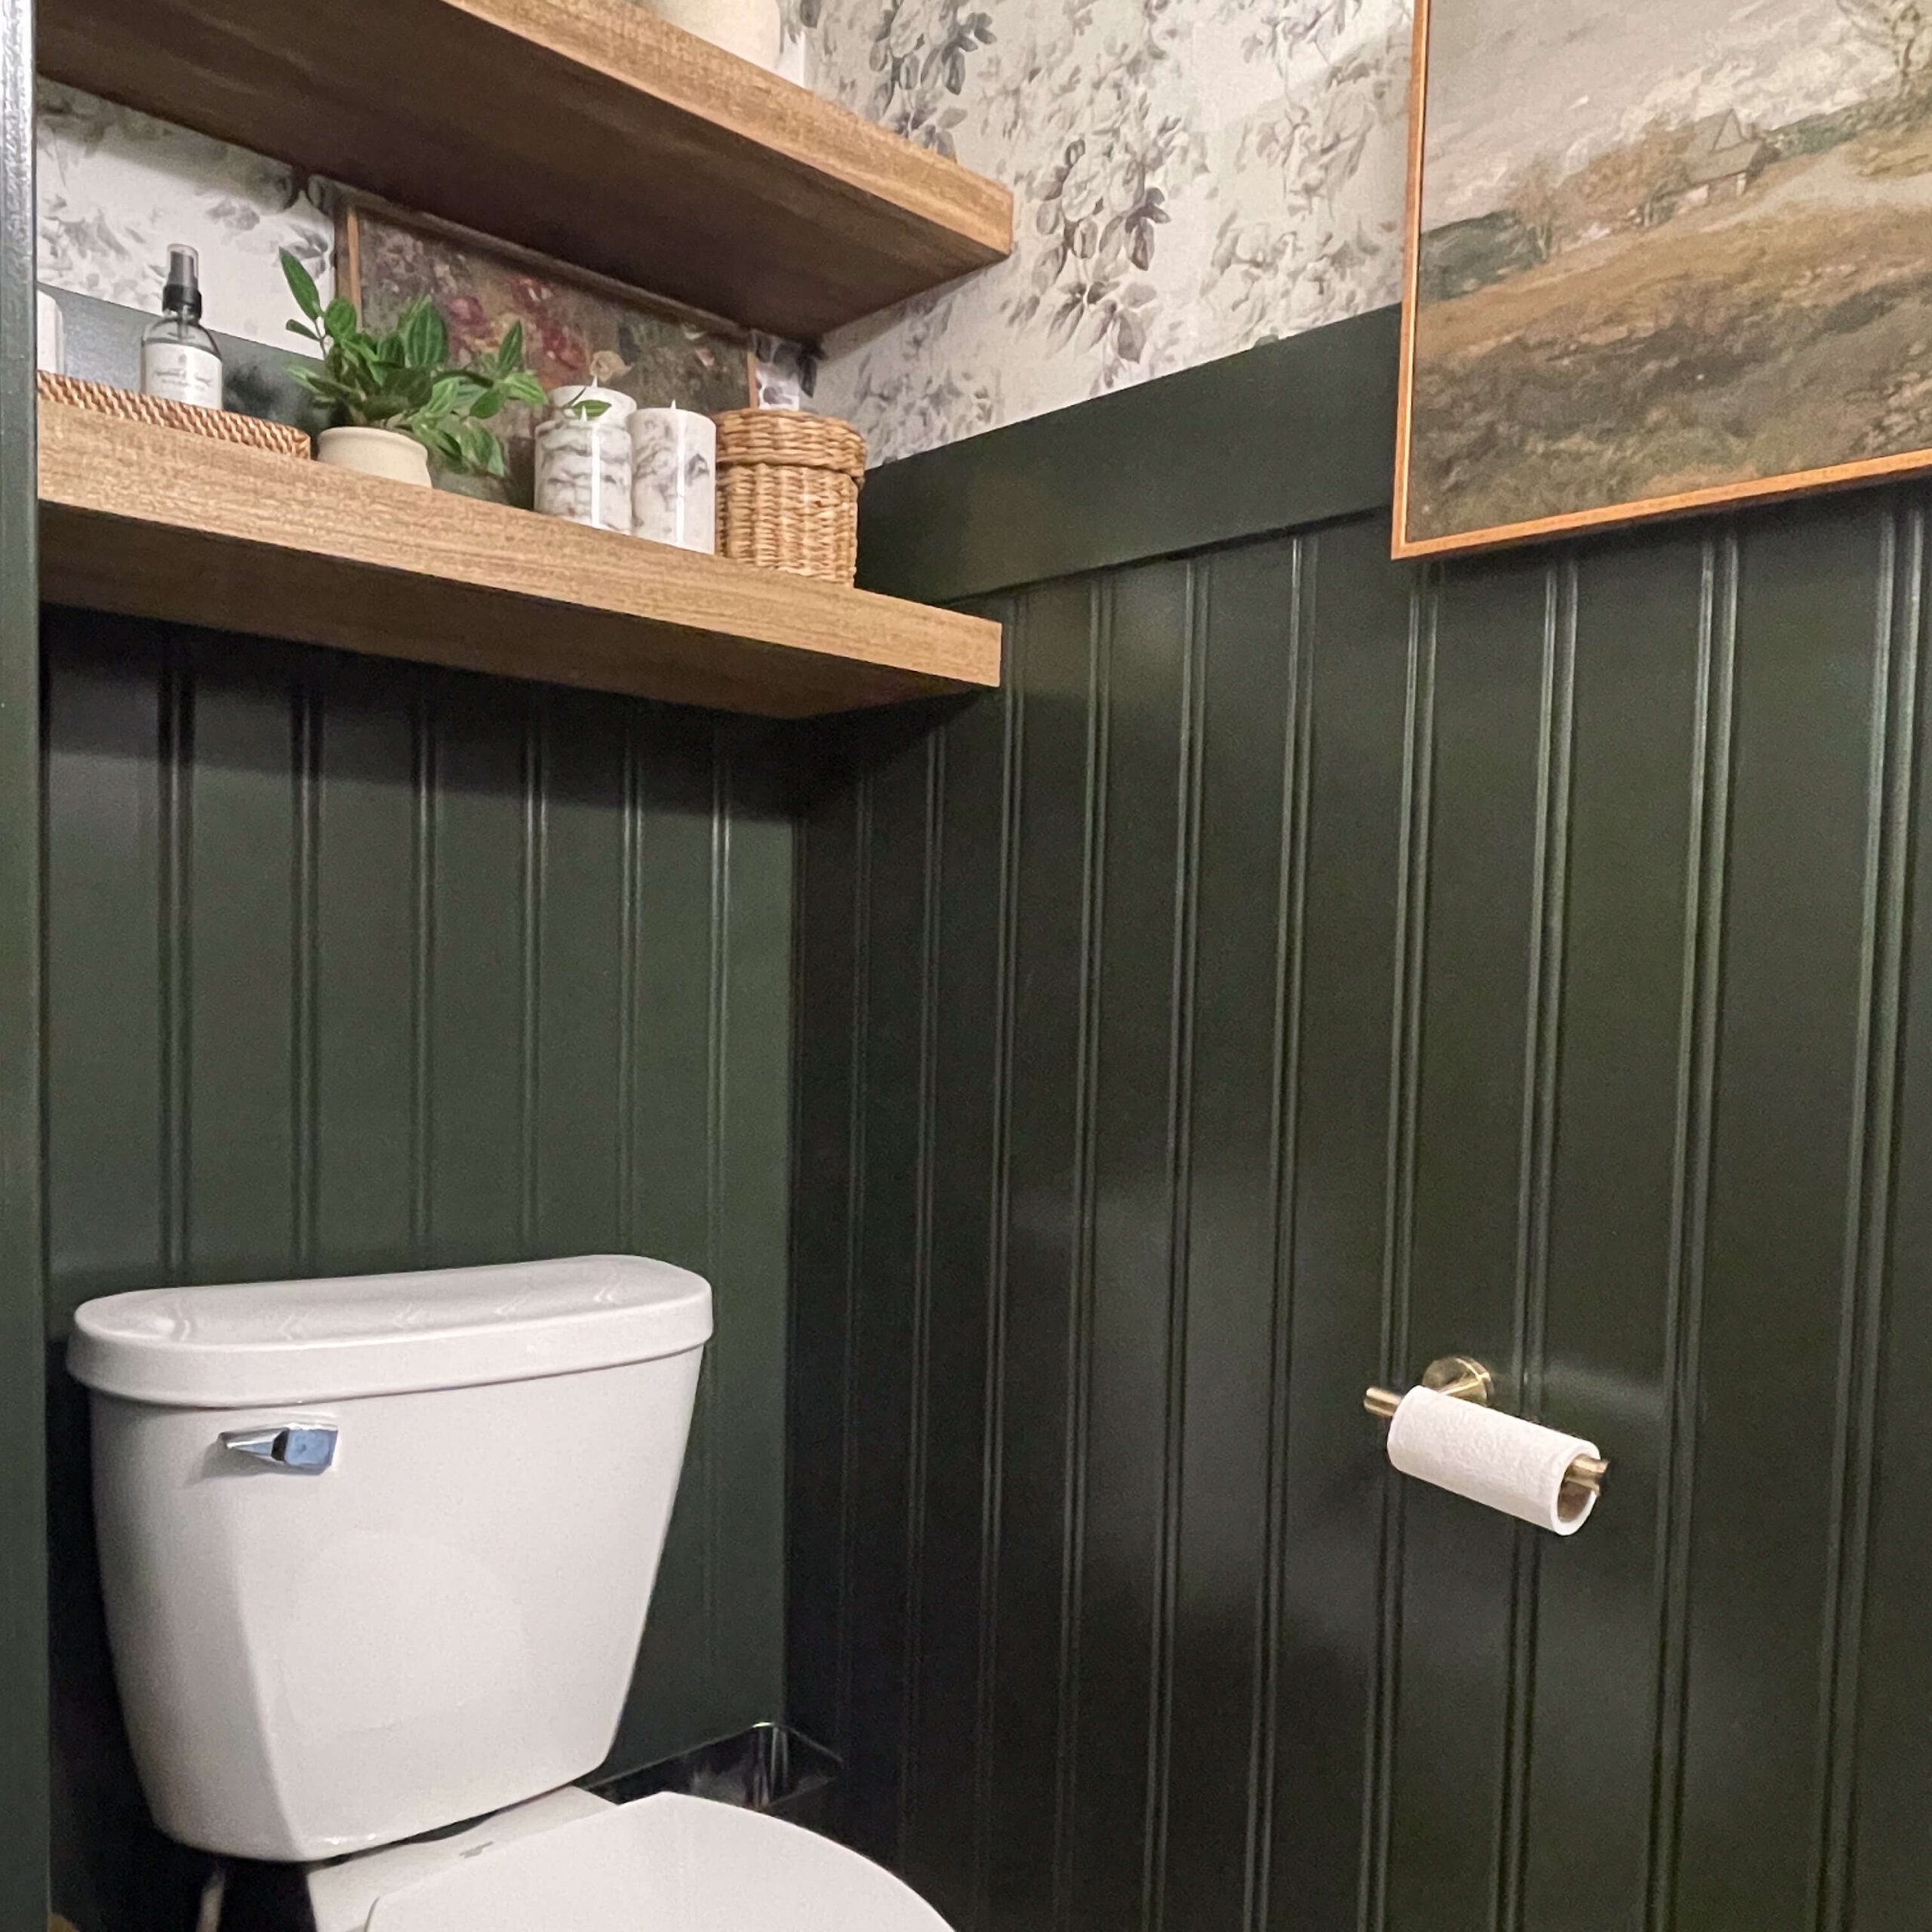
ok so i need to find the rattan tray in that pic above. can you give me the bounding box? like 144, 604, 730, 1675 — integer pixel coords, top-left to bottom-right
38, 371, 312, 460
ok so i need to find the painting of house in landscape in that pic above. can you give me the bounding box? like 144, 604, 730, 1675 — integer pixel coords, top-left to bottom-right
1397, 0, 1932, 555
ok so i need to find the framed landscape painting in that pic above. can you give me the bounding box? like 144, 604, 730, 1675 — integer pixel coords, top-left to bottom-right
1395, 0, 1932, 557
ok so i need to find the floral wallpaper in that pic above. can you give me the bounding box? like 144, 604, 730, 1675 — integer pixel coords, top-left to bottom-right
805, 0, 1412, 460
36, 81, 334, 347
32, 0, 1414, 463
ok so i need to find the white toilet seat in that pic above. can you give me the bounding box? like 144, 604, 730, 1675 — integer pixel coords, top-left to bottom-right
363, 1792, 950, 1932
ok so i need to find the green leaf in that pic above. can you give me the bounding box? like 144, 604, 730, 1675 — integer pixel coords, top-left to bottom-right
285, 318, 323, 343
289, 368, 352, 401
392, 365, 436, 410
424, 374, 465, 419
502, 371, 547, 407
360, 392, 414, 426
495, 320, 527, 375
457, 418, 506, 476
469, 386, 504, 420
414, 423, 463, 466
399, 299, 448, 371
321, 297, 357, 341
280, 248, 322, 321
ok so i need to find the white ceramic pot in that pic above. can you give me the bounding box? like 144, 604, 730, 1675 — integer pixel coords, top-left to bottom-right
316, 426, 432, 488
649, 0, 782, 69
535, 385, 637, 534
629, 408, 717, 553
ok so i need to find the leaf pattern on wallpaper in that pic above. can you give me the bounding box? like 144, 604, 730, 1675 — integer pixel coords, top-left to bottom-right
852, 0, 998, 155
808, 0, 1412, 463
995, 0, 1207, 384
1201, 0, 1410, 345
35, 80, 333, 349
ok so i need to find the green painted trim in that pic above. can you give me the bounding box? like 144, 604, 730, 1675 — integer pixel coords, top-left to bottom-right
855, 305, 1399, 605
0, 0, 49, 1924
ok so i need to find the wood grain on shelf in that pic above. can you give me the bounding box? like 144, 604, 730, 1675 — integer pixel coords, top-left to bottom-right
38, 404, 1001, 717
38, 0, 1013, 341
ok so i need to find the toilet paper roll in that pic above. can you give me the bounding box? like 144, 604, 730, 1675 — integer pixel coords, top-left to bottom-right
1386, 1386, 1600, 1534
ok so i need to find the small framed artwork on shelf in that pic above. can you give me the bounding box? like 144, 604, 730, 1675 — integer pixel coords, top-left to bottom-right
335, 195, 758, 513
1395, 0, 1932, 558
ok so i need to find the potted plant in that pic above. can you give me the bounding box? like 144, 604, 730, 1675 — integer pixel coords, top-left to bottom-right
279, 249, 546, 486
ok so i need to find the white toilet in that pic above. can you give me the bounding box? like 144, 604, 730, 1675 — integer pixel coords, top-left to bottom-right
68, 1255, 946, 1932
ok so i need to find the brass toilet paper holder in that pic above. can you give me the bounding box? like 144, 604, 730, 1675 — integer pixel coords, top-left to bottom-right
1364, 1355, 1609, 1509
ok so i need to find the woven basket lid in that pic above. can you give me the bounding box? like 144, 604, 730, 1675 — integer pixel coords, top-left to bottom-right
713, 408, 866, 480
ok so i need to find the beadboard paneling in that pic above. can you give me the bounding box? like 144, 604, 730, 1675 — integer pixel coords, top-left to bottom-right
42, 610, 792, 1930
792, 488, 1932, 1932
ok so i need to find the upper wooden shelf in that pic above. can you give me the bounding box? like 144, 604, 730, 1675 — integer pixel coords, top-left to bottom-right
38, 405, 1001, 717
38, 0, 1014, 342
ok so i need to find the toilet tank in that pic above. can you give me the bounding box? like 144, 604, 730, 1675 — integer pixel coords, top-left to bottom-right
67, 1256, 711, 1864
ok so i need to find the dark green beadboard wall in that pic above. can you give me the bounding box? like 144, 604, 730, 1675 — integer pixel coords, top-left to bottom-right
0, 0, 48, 1928
791, 481, 1932, 1931
42, 609, 792, 1931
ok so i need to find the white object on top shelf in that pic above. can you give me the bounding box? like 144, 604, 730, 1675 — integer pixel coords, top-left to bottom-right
647, 0, 783, 69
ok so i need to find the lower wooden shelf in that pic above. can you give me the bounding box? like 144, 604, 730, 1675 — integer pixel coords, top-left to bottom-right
36, 402, 1001, 718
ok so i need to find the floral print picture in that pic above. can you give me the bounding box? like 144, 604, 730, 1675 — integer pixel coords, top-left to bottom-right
344, 200, 752, 507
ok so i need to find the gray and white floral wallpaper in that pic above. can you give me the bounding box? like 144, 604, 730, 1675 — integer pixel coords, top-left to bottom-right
37, 81, 334, 348
804, 0, 1412, 460
32, 0, 1411, 461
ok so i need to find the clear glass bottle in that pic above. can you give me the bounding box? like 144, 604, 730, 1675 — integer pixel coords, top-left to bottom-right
140, 245, 223, 411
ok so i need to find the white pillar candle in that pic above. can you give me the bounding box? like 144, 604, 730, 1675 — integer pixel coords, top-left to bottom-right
648, 0, 782, 69
534, 385, 635, 534
629, 408, 717, 554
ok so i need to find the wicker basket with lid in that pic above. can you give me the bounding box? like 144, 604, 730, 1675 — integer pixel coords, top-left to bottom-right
713, 408, 866, 586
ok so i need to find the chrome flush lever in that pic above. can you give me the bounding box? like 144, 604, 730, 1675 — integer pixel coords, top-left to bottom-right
220, 1423, 338, 1472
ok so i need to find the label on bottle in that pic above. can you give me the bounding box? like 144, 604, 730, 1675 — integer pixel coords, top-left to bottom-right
140, 341, 223, 410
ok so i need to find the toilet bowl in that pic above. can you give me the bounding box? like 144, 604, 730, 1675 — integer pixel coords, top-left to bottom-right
68, 1257, 945, 1932
352, 1789, 947, 1932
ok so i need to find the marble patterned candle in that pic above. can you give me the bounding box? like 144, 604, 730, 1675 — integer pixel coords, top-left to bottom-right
628, 408, 717, 553
534, 384, 635, 534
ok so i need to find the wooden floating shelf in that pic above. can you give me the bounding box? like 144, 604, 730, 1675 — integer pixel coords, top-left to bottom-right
38, 0, 1014, 342
37, 405, 1002, 718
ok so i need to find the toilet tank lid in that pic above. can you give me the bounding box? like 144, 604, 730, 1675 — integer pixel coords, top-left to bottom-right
67, 1256, 712, 1407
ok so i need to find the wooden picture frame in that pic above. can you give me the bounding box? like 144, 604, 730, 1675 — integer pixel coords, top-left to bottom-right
337, 193, 759, 405
1393, 0, 1932, 559
330, 192, 760, 509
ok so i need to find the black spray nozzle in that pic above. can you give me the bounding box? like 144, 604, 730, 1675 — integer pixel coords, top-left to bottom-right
161, 244, 203, 321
